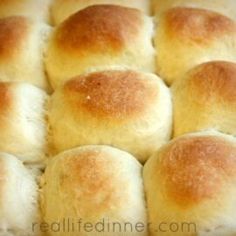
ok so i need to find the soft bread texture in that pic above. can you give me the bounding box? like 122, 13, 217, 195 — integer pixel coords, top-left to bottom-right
151, 0, 236, 19
144, 131, 236, 236
41, 145, 147, 236
155, 7, 236, 85
52, 0, 150, 25
45, 5, 155, 89
0, 82, 48, 163
48, 70, 172, 162
0, 153, 38, 236
0, 0, 51, 23
172, 61, 236, 137
0, 16, 51, 91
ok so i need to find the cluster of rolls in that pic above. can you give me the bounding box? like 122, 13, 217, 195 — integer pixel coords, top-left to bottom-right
0, 0, 236, 236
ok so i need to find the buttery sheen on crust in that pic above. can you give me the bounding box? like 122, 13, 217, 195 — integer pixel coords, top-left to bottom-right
41, 145, 147, 236
48, 70, 172, 162
144, 131, 236, 236
151, 0, 236, 20
52, 0, 150, 25
0, 16, 51, 91
172, 61, 236, 137
0, 0, 51, 23
0, 153, 38, 235
155, 7, 236, 84
0, 82, 48, 163
45, 5, 155, 89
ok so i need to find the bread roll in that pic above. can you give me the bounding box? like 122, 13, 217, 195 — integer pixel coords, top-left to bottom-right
45, 5, 155, 89
0, 0, 51, 23
41, 145, 147, 236
0, 16, 51, 91
155, 7, 236, 85
144, 131, 236, 236
48, 70, 172, 162
0, 153, 38, 235
0, 82, 48, 163
151, 0, 236, 19
172, 61, 236, 137
52, 0, 150, 25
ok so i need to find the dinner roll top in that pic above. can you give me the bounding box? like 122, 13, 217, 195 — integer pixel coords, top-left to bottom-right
151, 0, 236, 20
0, 16, 51, 91
41, 145, 147, 236
0, 153, 38, 235
155, 7, 236, 84
49, 70, 172, 162
0, 82, 48, 163
0, 0, 51, 23
46, 5, 155, 89
144, 131, 236, 236
51, 0, 150, 25
172, 61, 236, 137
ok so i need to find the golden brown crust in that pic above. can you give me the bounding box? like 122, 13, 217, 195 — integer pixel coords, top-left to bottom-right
0, 0, 19, 6
54, 5, 142, 54
58, 150, 124, 212
60, 151, 114, 194
164, 7, 236, 44
0, 83, 11, 112
64, 70, 157, 119
161, 136, 236, 207
187, 61, 236, 103
0, 16, 29, 60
